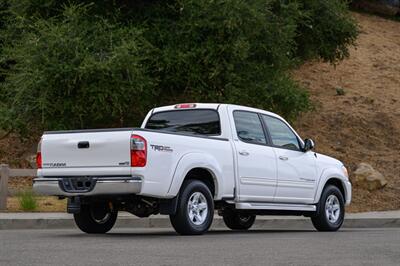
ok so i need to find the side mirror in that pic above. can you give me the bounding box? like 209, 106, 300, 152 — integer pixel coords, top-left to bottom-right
304, 139, 315, 152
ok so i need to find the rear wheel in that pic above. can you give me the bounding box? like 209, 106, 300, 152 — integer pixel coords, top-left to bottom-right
222, 210, 256, 230
74, 202, 118, 234
170, 180, 214, 235
311, 185, 345, 231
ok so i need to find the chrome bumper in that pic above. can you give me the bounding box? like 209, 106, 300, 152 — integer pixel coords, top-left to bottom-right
33, 177, 142, 196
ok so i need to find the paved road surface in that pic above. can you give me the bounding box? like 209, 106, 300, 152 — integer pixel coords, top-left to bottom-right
0, 228, 399, 266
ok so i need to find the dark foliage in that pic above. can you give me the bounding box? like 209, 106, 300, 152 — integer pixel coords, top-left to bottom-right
0, 0, 358, 134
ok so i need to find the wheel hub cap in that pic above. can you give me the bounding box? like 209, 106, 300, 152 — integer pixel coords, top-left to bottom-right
325, 195, 340, 223
239, 215, 251, 223
187, 192, 208, 225
90, 205, 112, 224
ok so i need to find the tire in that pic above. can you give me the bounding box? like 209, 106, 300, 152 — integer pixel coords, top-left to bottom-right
222, 210, 256, 230
170, 180, 214, 235
311, 185, 345, 232
74, 202, 118, 234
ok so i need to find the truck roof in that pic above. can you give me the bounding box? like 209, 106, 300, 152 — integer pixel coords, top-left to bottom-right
152, 103, 283, 120
152, 103, 221, 113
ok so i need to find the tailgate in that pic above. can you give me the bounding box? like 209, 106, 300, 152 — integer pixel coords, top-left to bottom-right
41, 130, 133, 168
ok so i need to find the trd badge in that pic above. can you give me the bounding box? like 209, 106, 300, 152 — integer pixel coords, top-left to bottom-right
150, 144, 173, 152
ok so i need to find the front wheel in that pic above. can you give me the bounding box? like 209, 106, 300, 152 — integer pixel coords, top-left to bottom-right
222, 210, 256, 230
170, 180, 214, 235
311, 185, 345, 231
74, 202, 118, 234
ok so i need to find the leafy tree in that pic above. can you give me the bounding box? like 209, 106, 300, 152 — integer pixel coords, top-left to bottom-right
0, 0, 358, 134
295, 0, 359, 62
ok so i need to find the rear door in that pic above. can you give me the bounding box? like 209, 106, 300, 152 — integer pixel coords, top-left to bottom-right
261, 115, 318, 204
228, 108, 277, 202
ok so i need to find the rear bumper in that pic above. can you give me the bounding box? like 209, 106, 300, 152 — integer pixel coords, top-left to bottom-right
33, 177, 142, 196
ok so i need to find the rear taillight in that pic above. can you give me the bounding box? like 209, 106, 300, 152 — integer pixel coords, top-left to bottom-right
36, 152, 42, 169
36, 139, 42, 169
131, 135, 147, 167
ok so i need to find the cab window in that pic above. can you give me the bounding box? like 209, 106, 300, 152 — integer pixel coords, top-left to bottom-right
262, 115, 300, 151
233, 111, 266, 145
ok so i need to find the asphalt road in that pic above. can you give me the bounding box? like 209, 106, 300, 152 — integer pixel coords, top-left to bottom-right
0, 228, 399, 266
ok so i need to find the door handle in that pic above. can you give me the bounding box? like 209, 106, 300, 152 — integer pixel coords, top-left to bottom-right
239, 151, 250, 156
77, 141, 90, 149
279, 156, 288, 161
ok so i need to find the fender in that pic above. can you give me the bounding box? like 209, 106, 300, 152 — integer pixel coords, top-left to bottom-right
166, 152, 224, 199
314, 167, 351, 204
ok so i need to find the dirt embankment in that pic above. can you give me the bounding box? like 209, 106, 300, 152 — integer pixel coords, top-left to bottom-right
293, 12, 400, 212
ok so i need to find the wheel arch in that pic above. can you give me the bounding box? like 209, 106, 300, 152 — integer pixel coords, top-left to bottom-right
324, 178, 346, 201
314, 167, 350, 204
183, 167, 217, 197
167, 153, 223, 199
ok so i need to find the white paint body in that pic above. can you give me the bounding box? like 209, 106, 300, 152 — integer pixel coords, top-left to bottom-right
34, 104, 351, 209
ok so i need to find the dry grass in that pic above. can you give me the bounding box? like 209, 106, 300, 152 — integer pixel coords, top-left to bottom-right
7, 196, 66, 212
4, 177, 66, 212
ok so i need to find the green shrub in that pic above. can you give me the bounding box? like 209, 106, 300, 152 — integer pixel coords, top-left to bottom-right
0, 0, 358, 134
1, 4, 155, 132
17, 190, 38, 211
294, 0, 359, 63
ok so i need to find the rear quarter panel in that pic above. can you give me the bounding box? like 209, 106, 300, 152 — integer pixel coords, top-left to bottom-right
132, 130, 235, 199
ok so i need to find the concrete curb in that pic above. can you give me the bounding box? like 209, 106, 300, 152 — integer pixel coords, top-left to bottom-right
1, 211, 399, 230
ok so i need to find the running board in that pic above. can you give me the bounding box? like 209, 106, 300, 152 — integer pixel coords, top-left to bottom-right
235, 202, 316, 212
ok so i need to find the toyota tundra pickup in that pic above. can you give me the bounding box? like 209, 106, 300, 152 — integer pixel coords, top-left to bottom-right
33, 103, 351, 235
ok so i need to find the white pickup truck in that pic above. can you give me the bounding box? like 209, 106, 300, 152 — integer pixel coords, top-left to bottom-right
33, 103, 351, 235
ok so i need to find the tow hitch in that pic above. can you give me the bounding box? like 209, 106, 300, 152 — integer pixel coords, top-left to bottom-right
67, 197, 81, 214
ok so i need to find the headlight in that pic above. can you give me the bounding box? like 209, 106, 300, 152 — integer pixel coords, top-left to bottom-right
342, 165, 349, 179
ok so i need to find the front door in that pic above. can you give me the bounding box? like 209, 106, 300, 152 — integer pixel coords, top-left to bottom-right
261, 115, 318, 204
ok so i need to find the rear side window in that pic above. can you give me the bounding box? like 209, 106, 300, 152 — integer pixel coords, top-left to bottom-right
233, 111, 266, 145
145, 109, 221, 135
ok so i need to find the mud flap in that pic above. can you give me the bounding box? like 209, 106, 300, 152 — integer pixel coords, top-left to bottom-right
159, 196, 179, 215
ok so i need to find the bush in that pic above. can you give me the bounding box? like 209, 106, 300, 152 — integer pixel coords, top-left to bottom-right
17, 190, 38, 211
0, 0, 358, 134
294, 0, 359, 62
1, 4, 155, 132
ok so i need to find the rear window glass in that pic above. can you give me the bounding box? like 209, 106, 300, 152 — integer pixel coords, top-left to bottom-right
145, 109, 221, 135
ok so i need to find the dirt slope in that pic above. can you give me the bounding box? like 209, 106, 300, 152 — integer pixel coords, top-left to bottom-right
293, 12, 400, 212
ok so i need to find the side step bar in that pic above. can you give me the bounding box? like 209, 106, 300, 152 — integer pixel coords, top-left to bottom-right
235, 202, 316, 212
